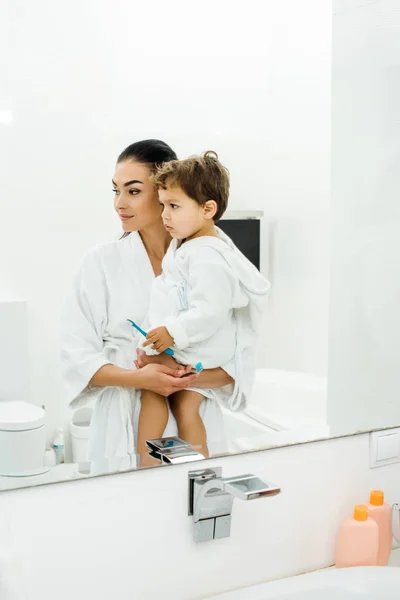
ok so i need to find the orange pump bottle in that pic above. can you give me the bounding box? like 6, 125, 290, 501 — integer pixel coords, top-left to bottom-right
335, 505, 379, 568
366, 490, 392, 566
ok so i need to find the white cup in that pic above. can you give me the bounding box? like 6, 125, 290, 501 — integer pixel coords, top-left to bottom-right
43, 448, 56, 468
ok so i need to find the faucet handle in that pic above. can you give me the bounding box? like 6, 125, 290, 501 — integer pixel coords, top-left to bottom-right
188, 467, 222, 515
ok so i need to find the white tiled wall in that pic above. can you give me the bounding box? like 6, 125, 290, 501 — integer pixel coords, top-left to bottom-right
0, 433, 399, 600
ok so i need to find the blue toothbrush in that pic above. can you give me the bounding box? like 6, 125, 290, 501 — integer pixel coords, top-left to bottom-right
127, 319, 175, 356
127, 319, 203, 373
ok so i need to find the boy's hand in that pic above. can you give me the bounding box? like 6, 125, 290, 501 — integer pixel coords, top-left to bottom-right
143, 326, 174, 353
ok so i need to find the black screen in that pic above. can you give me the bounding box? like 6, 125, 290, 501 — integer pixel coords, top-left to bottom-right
218, 219, 260, 270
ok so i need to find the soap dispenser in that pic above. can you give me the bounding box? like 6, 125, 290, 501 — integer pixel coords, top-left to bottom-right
335, 505, 379, 568
366, 490, 392, 566
52, 428, 65, 465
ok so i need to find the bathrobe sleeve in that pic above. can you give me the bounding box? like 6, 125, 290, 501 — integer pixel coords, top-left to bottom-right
60, 250, 110, 405
165, 247, 243, 350
221, 358, 235, 380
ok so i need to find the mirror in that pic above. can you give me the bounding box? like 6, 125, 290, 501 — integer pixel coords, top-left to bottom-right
1, 0, 399, 491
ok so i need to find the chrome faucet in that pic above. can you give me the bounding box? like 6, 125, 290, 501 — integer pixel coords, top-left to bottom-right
188, 467, 281, 542
145, 436, 205, 465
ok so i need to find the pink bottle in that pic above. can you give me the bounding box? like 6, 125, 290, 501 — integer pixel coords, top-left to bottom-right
366, 490, 393, 566
335, 504, 379, 568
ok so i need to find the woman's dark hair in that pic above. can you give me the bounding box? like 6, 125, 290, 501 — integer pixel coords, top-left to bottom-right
117, 139, 177, 238
117, 139, 177, 169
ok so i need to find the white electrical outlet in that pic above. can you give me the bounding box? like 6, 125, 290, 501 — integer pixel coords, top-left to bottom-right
370, 428, 400, 468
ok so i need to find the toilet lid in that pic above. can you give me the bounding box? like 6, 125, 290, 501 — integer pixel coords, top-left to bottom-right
0, 401, 45, 431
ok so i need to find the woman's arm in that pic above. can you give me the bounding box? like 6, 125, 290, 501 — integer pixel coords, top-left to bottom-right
89, 363, 199, 397
135, 350, 234, 390
89, 364, 140, 387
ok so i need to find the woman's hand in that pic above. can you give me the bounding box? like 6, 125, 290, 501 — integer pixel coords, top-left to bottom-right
135, 349, 234, 390
136, 363, 199, 397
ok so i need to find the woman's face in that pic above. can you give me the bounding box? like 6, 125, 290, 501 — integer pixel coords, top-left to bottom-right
112, 160, 162, 232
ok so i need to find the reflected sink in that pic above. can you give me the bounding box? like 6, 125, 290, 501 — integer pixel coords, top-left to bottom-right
207, 567, 400, 599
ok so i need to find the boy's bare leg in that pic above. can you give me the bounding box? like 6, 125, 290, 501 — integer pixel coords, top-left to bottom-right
139, 353, 177, 369
169, 390, 209, 458
137, 390, 169, 467
135, 349, 192, 373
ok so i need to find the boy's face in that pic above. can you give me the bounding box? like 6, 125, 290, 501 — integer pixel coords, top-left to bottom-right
158, 185, 209, 240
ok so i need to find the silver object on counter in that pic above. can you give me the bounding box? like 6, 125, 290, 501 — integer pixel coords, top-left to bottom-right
188, 467, 281, 543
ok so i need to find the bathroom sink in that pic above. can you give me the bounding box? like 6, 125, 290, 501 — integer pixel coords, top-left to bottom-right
206, 567, 400, 599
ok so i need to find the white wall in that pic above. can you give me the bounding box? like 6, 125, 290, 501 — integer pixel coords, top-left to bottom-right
0, 432, 399, 600
328, 0, 400, 434
0, 0, 331, 438
261, 214, 330, 377
0, 301, 30, 403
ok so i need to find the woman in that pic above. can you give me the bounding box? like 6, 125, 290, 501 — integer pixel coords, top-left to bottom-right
61, 140, 234, 473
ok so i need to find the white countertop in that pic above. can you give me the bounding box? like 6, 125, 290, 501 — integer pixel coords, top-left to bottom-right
223, 210, 264, 220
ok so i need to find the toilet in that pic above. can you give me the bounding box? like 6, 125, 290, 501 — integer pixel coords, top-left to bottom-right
0, 401, 47, 476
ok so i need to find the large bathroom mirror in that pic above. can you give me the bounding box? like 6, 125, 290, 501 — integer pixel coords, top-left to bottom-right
1, 0, 399, 491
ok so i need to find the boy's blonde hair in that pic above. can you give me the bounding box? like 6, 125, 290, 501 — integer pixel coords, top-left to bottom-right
150, 151, 229, 222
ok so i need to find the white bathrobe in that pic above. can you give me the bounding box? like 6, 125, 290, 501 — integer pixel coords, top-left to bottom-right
60, 232, 235, 473
141, 232, 271, 411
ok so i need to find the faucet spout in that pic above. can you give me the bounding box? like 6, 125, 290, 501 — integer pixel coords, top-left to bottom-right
145, 436, 205, 465
222, 474, 281, 501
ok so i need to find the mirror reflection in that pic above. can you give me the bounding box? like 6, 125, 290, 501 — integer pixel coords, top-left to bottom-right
1, 0, 399, 492
62, 143, 272, 473
0, 135, 330, 487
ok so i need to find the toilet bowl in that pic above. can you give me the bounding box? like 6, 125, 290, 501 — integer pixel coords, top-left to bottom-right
0, 401, 47, 476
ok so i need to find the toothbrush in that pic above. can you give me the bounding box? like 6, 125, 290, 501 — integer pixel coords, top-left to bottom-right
127, 319, 174, 356
127, 319, 203, 373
